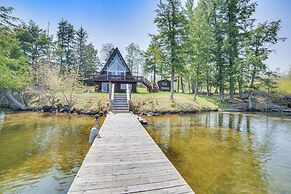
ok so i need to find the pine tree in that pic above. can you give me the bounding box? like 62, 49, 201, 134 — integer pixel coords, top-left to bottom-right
154, 0, 185, 101
144, 35, 162, 83
16, 20, 49, 69
56, 19, 75, 73
245, 20, 285, 108
186, 0, 214, 100
0, 6, 18, 28
75, 26, 88, 74
83, 43, 101, 77
224, 0, 257, 102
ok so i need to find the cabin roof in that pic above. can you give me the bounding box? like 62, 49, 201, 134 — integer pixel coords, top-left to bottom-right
100, 47, 132, 75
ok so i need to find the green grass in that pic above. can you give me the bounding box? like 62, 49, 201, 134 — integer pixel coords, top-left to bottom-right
132, 88, 221, 113
32, 86, 224, 114
276, 79, 291, 95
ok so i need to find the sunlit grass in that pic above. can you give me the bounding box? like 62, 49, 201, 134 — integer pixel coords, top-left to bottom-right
132, 88, 221, 113
276, 79, 291, 95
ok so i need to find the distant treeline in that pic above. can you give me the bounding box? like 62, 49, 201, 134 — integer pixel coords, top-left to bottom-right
0, 6, 145, 109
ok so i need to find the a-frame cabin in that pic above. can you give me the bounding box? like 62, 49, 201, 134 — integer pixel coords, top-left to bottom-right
96, 48, 137, 92
87, 47, 158, 93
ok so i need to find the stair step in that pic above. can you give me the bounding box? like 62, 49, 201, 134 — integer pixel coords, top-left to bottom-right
112, 104, 128, 107
111, 108, 129, 110
113, 101, 128, 103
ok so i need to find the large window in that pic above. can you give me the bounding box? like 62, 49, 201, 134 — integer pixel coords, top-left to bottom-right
107, 55, 126, 73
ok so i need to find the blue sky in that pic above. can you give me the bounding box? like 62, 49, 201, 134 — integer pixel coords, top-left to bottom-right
1, 0, 291, 72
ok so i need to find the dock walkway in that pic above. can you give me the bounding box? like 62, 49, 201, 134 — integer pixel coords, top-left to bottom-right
68, 113, 194, 194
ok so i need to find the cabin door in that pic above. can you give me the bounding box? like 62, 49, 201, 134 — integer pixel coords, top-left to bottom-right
101, 83, 109, 92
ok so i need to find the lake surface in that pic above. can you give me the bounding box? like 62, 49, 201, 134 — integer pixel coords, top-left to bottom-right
144, 112, 291, 194
0, 111, 98, 194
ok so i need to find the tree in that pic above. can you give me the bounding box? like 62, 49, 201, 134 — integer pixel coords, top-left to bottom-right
83, 43, 101, 77
144, 35, 163, 83
154, 0, 185, 101
16, 20, 49, 69
100, 43, 115, 64
245, 20, 285, 108
125, 43, 144, 76
0, 27, 31, 110
75, 26, 88, 74
0, 6, 18, 28
55, 19, 75, 73
224, 0, 257, 102
185, 0, 214, 100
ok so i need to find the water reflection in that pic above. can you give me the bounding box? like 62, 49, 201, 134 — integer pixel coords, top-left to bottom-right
144, 112, 291, 194
0, 112, 98, 194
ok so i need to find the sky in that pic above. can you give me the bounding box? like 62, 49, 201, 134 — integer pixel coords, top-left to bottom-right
1, 0, 291, 72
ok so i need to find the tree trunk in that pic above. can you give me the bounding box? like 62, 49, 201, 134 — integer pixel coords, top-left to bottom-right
181, 77, 184, 93
206, 73, 210, 96
153, 65, 156, 84
229, 74, 234, 102
238, 76, 243, 99
193, 78, 198, 101
170, 68, 174, 101
177, 76, 180, 93
4, 90, 27, 110
219, 84, 225, 102
188, 82, 191, 93
248, 91, 253, 109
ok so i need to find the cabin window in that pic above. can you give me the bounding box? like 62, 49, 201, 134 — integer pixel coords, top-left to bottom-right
162, 82, 168, 86
120, 84, 126, 90
101, 83, 109, 92
107, 55, 126, 73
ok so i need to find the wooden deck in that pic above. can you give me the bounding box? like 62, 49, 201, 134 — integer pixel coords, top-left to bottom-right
68, 113, 194, 194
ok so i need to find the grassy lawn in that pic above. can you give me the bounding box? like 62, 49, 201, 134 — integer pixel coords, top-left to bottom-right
276, 79, 291, 95
131, 87, 221, 113
36, 86, 225, 114
72, 92, 109, 112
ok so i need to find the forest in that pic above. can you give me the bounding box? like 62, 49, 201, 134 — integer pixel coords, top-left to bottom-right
0, 0, 290, 111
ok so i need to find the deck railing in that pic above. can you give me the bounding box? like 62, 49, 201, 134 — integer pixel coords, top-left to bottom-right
86, 74, 159, 92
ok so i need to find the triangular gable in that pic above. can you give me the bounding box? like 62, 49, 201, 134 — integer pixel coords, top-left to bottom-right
100, 48, 132, 75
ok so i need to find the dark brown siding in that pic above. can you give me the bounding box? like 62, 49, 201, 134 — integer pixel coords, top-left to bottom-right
157, 80, 171, 91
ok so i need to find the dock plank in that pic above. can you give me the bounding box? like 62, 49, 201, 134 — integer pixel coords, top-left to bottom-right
68, 113, 194, 194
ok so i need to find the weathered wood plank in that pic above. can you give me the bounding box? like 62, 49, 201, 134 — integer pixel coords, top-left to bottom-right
68, 113, 194, 194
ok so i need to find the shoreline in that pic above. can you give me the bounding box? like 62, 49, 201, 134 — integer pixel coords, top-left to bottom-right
2, 105, 291, 117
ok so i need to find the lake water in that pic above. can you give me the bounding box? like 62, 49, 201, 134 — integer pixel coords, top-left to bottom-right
144, 112, 291, 194
1, 111, 290, 194
0, 111, 97, 194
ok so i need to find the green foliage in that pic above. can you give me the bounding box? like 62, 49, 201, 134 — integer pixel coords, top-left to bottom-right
55, 19, 75, 72
154, 0, 186, 100
0, 6, 18, 28
144, 35, 163, 82
15, 20, 49, 67
75, 27, 101, 77
245, 20, 285, 93
83, 43, 101, 76
0, 28, 31, 90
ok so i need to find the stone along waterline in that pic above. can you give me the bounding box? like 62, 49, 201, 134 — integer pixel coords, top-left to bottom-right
144, 112, 291, 194
0, 112, 103, 194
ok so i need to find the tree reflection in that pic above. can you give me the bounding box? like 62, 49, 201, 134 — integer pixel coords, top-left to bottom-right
144, 112, 286, 194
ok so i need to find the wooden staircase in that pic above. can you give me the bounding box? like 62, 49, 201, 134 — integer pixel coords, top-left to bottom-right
111, 93, 129, 112
137, 76, 159, 93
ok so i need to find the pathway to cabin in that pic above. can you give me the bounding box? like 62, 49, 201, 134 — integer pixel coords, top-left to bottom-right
68, 113, 194, 193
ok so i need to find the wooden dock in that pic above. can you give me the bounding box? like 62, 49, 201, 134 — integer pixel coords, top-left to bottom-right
68, 113, 194, 194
